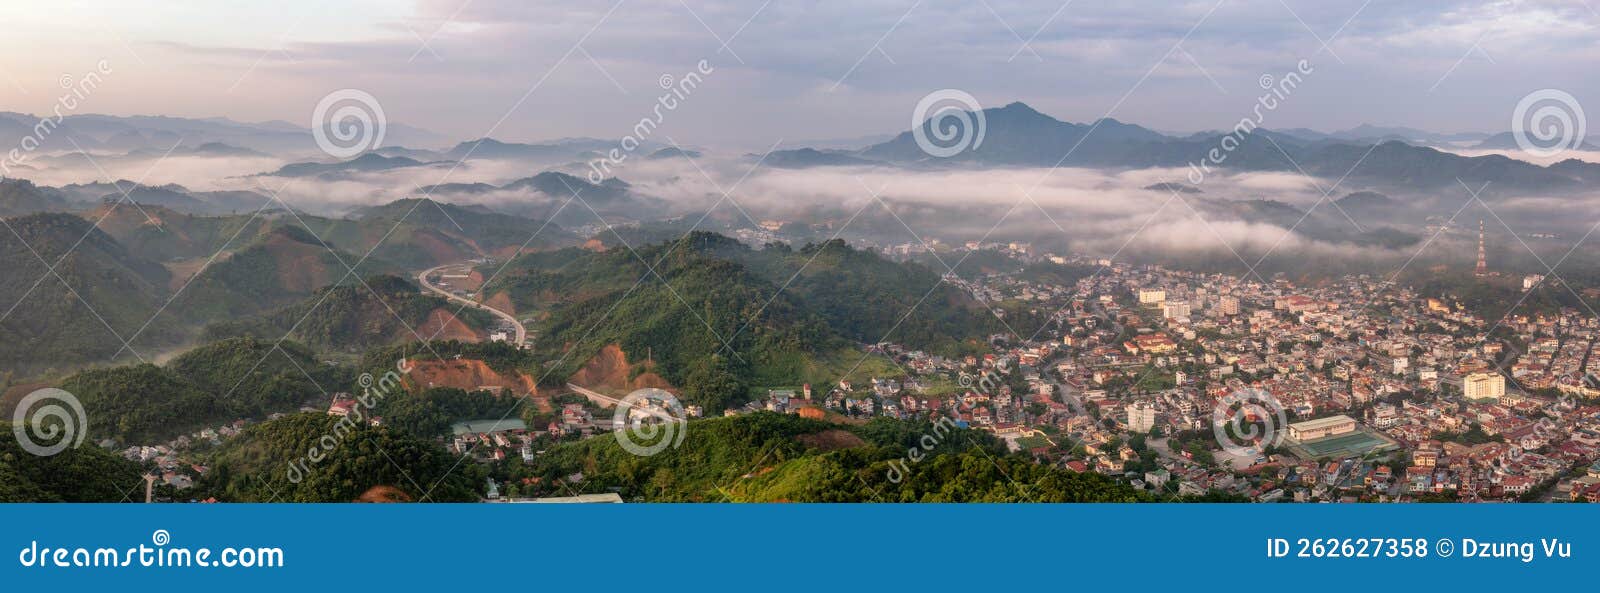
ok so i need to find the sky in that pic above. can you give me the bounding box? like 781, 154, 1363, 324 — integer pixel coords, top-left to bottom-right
1, 0, 1597, 149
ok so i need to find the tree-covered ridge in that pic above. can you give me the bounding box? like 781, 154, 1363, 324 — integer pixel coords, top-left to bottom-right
58, 337, 343, 445
296, 198, 579, 269
516, 413, 1145, 502
374, 387, 521, 439
0, 179, 71, 217
485, 232, 997, 410
0, 421, 147, 502
493, 232, 996, 353
204, 274, 496, 353
743, 238, 995, 355
89, 203, 276, 262
196, 414, 481, 502
0, 212, 179, 376
499, 234, 831, 410
174, 225, 394, 322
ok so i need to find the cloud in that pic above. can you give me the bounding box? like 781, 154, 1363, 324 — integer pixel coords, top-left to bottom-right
5, 1, 1597, 148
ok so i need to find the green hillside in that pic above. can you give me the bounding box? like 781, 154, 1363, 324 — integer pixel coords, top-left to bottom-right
174, 225, 392, 322
0, 179, 71, 217
204, 274, 496, 353
196, 414, 482, 502
59, 337, 344, 444
299, 198, 579, 269
515, 412, 1145, 502
0, 423, 146, 502
485, 232, 997, 410
0, 212, 178, 376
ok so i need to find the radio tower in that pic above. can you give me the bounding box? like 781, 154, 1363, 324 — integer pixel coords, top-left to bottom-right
1474, 219, 1488, 277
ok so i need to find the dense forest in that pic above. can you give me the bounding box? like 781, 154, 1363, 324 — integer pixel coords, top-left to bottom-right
0, 421, 147, 502
0, 212, 180, 376
196, 414, 481, 502
58, 337, 346, 444
485, 232, 998, 411
512, 412, 1147, 502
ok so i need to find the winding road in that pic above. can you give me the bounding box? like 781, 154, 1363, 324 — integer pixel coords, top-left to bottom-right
418, 263, 527, 346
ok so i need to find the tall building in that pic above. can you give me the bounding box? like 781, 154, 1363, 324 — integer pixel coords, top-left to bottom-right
1126, 402, 1157, 433
1219, 295, 1241, 316
1474, 219, 1488, 277
1162, 301, 1191, 319
1138, 288, 1166, 305
1463, 372, 1506, 402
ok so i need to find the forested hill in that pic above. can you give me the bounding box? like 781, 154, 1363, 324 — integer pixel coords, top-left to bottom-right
484, 232, 999, 412
0, 212, 179, 376
0, 421, 146, 502
203, 274, 496, 352
197, 414, 481, 502
517, 412, 1147, 502
173, 225, 393, 322
57, 337, 347, 445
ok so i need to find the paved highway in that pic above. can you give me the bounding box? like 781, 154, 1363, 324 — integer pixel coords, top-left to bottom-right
418, 263, 527, 346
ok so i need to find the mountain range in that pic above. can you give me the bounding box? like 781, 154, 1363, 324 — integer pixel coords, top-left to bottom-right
768, 102, 1600, 194
0, 111, 449, 157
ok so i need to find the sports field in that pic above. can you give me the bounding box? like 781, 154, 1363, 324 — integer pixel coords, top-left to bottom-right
1285, 426, 1399, 460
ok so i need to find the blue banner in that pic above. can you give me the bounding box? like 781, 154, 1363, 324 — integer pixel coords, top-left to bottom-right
1, 504, 1592, 589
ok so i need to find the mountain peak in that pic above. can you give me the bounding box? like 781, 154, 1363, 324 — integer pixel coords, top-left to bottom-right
997, 101, 1043, 115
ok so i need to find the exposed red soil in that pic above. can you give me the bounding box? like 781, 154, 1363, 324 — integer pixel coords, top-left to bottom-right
354, 485, 413, 503
484, 291, 517, 318
796, 429, 866, 451
0, 382, 49, 417
415, 308, 481, 342
459, 269, 488, 292
567, 343, 675, 395
409, 228, 473, 264
404, 358, 549, 412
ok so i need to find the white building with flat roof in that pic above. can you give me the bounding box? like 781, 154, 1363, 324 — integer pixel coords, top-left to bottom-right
1463, 372, 1506, 402
1126, 402, 1157, 433
1287, 415, 1357, 441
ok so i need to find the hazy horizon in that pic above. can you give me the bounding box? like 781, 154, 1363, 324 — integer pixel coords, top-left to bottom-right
3, 1, 1598, 149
